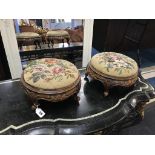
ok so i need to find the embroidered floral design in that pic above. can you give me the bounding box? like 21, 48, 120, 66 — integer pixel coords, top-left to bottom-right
24, 58, 77, 83
97, 52, 136, 75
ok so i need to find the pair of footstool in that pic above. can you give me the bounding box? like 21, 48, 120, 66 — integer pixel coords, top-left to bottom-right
21, 52, 138, 109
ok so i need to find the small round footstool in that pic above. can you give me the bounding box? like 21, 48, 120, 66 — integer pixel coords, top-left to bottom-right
16, 32, 41, 49
21, 58, 81, 109
46, 30, 70, 47
85, 52, 138, 96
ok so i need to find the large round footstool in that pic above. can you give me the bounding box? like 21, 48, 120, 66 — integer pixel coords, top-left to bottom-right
21, 58, 81, 109
85, 52, 138, 96
16, 32, 41, 49
46, 30, 70, 48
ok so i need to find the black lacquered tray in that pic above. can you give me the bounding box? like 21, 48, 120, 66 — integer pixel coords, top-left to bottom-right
0, 69, 154, 135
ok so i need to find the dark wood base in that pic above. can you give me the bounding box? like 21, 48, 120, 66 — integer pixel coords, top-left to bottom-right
17, 38, 42, 49
47, 37, 70, 48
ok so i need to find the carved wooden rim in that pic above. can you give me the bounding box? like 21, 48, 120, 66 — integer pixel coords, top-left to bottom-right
88, 62, 138, 81
21, 72, 81, 95
17, 37, 42, 41
86, 63, 138, 87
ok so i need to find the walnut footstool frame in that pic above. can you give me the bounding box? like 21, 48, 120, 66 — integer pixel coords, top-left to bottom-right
21, 73, 81, 110
17, 37, 42, 50
85, 63, 138, 96
47, 35, 70, 48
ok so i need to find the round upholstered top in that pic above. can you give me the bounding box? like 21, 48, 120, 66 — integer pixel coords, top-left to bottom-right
23, 58, 79, 89
46, 30, 69, 37
16, 32, 40, 39
90, 52, 138, 78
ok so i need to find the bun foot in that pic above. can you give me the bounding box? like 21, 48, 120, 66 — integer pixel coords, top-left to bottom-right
74, 94, 80, 105
84, 73, 89, 82
31, 102, 40, 111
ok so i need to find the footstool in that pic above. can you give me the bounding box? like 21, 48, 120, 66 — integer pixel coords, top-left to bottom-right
21, 58, 81, 109
46, 30, 70, 48
16, 32, 41, 49
85, 52, 138, 96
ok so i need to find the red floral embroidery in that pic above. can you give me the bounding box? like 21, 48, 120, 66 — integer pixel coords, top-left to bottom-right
52, 67, 64, 74
26, 58, 77, 83
110, 55, 122, 61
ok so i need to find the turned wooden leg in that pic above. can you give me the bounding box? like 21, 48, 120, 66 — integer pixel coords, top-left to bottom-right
62, 39, 64, 47
74, 94, 80, 105
84, 72, 89, 81
103, 82, 109, 96
38, 41, 41, 49
18, 41, 23, 50
34, 40, 38, 49
66, 38, 70, 45
51, 39, 54, 48
47, 39, 50, 48
29, 96, 40, 110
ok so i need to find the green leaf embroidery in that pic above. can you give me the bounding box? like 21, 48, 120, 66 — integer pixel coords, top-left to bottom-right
33, 76, 40, 83
44, 70, 50, 73
99, 61, 104, 64
119, 69, 122, 75
106, 67, 109, 72
41, 74, 46, 79
32, 72, 41, 77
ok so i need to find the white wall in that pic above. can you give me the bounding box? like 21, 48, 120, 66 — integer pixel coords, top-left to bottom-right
82, 19, 94, 67
0, 19, 22, 79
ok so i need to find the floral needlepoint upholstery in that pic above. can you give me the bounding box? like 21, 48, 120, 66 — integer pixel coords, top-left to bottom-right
46, 30, 69, 37
16, 32, 40, 39
90, 52, 138, 78
23, 58, 80, 89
